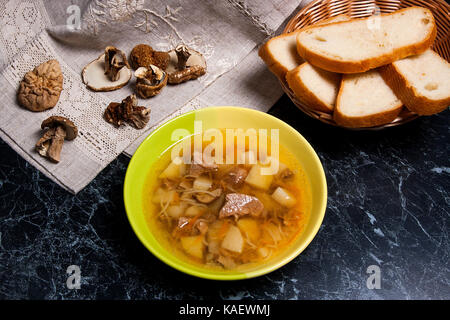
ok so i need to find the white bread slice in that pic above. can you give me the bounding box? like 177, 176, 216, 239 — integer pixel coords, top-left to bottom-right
286, 63, 341, 113
259, 15, 350, 79
334, 70, 403, 127
259, 32, 303, 79
379, 50, 450, 115
297, 7, 437, 74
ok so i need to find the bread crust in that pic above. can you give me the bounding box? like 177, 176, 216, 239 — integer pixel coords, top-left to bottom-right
297, 7, 437, 74
286, 63, 338, 113
379, 52, 450, 115
259, 15, 351, 80
258, 32, 302, 80
333, 76, 403, 128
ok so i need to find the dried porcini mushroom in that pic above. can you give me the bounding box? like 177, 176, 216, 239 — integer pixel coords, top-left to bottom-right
128, 106, 151, 129
18, 59, 63, 112
35, 116, 78, 163
166, 44, 207, 84
129, 44, 170, 70
169, 65, 206, 85
104, 46, 129, 81
175, 44, 191, 70
82, 47, 132, 92
135, 65, 168, 98
104, 94, 151, 129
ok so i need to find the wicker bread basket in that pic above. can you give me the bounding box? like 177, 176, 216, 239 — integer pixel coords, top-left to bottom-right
281, 0, 450, 130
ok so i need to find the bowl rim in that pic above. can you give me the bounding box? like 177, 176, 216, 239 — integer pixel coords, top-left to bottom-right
123, 106, 328, 280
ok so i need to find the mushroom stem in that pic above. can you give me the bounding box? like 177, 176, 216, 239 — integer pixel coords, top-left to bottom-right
46, 126, 67, 163
105, 64, 123, 81
168, 65, 206, 84
104, 47, 126, 81
105, 58, 125, 81
36, 128, 56, 157
175, 45, 191, 70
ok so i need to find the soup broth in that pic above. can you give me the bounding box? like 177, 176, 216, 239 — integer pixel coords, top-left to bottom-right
143, 133, 311, 270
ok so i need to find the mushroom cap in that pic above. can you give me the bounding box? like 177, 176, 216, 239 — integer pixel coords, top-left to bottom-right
18, 59, 63, 112
134, 66, 150, 79
135, 65, 166, 83
134, 65, 168, 98
166, 46, 207, 75
41, 116, 78, 140
82, 52, 132, 92
129, 44, 170, 70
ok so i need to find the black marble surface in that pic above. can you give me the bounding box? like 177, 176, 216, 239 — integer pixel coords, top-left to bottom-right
0, 95, 448, 300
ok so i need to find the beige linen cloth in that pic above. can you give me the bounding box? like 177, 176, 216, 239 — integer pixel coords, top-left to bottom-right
0, 0, 307, 193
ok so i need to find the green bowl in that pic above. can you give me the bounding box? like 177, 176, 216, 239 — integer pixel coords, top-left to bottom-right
124, 106, 327, 280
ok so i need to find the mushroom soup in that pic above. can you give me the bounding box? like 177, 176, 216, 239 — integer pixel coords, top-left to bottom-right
143, 131, 312, 270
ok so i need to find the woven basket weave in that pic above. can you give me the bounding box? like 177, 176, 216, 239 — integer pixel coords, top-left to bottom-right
281, 0, 450, 130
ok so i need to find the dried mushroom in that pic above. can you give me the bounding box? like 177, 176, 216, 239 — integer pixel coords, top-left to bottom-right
135, 65, 168, 98
82, 47, 132, 92
17, 59, 63, 112
104, 46, 129, 81
104, 94, 150, 129
128, 106, 151, 129
129, 44, 170, 70
169, 65, 206, 84
166, 44, 207, 84
35, 116, 78, 163
175, 44, 191, 70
